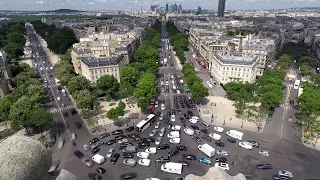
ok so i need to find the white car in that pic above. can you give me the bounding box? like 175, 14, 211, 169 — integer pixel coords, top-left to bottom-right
171, 125, 181, 131
278, 170, 293, 178
138, 159, 151, 167
159, 114, 164, 120
161, 104, 165, 110
166, 81, 169, 86
159, 127, 166, 137
208, 83, 213, 88
214, 126, 224, 133
189, 118, 198, 124
171, 115, 176, 121
161, 81, 164, 86
169, 138, 180, 144
191, 116, 199, 121
145, 147, 157, 154
177, 90, 181, 94
209, 133, 221, 141
106, 148, 115, 158
238, 141, 253, 150
183, 127, 194, 136
258, 150, 269, 157
154, 122, 161, 129
57, 136, 64, 149
216, 150, 228, 156
215, 162, 229, 171
155, 101, 159, 108
149, 129, 158, 137
155, 137, 163, 145
137, 152, 150, 159
82, 144, 90, 151
118, 138, 128, 143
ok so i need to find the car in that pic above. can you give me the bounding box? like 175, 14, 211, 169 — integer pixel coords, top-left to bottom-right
57, 136, 64, 149
169, 138, 181, 144
179, 117, 186, 124
216, 150, 228, 156
115, 135, 127, 141
189, 118, 198, 124
149, 129, 158, 137
164, 118, 169, 124
62, 111, 68, 117
71, 108, 77, 115
75, 122, 82, 129
112, 130, 123, 135
159, 113, 164, 120
143, 137, 155, 143
91, 141, 104, 149
82, 144, 90, 151
91, 148, 100, 154
99, 133, 110, 139
168, 149, 179, 157
106, 148, 115, 158
167, 123, 173, 129
123, 158, 137, 167
138, 141, 150, 149
272, 175, 292, 180
178, 160, 190, 166
192, 136, 202, 144
216, 157, 228, 163
122, 152, 134, 158
154, 122, 161, 129
126, 126, 134, 132
278, 170, 293, 178
191, 105, 196, 110
145, 147, 157, 154
106, 139, 116, 146
120, 172, 137, 180
138, 158, 151, 167
177, 110, 182, 115
248, 140, 260, 148
155, 101, 159, 108
74, 150, 84, 158
201, 135, 212, 142
96, 167, 106, 175
239, 141, 253, 150
209, 133, 221, 141
199, 157, 212, 165
137, 152, 150, 159
156, 156, 170, 163
155, 137, 163, 145
201, 128, 209, 134
187, 111, 193, 116
110, 153, 120, 164
215, 141, 225, 147
227, 138, 237, 143
89, 138, 100, 145
257, 164, 273, 170
161, 104, 165, 110
159, 127, 166, 137
176, 145, 187, 151
128, 133, 139, 139
82, 158, 93, 167
88, 173, 102, 180
259, 150, 270, 157
183, 127, 194, 136
213, 126, 224, 133
171, 125, 181, 131
158, 144, 170, 150
183, 154, 196, 160
215, 162, 229, 170
171, 115, 176, 121
118, 138, 129, 144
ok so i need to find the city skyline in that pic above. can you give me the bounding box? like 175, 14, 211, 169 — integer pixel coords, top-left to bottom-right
0, 0, 320, 11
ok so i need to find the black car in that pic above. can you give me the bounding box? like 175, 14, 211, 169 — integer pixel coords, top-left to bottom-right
91, 148, 100, 154
187, 111, 193, 116
158, 144, 170, 150
192, 136, 202, 144
120, 172, 137, 180
143, 137, 155, 143
71, 108, 77, 115
73, 150, 84, 158
181, 104, 185, 108
122, 152, 134, 158
164, 118, 169, 124
106, 139, 116, 146
178, 160, 190, 166
119, 142, 134, 149
131, 137, 142, 142
186, 104, 191, 109
126, 126, 134, 132
180, 117, 186, 123
62, 111, 68, 117
183, 154, 196, 160
176, 145, 187, 151
112, 130, 123, 135
201, 128, 209, 134
156, 156, 170, 163
171, 109, 176, 115
168, 149, 179, 157
88, 173, 102, 180
184, 113, 189, 119
89, 137, 100, 145
127, 133, 139, 138
201, 135, 212, 142
216, 157, 228, 163
257, 164, 273, 170
215, 141, 225, 147
96, 167, 106, 175
248, 140, 260, 148
110, 153, 120, 164
115, 135, 127, 141
227, 138, 237, 143
138, 141, 150, 148
188, 98, 193, 104
99, 133, 110, 139
75, 122, 82, 129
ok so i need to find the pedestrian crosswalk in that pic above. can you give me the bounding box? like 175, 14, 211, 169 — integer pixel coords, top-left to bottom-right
279, 104, 292, 109
45, 84, 58, 88
160, 92, 189, 97
50, 105, 75, 113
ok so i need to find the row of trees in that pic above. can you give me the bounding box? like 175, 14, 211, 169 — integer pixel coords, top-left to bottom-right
166, 21, 188, 64
31, 20, 78, 54
182, 64, 209, 102
1, 23, 26, 60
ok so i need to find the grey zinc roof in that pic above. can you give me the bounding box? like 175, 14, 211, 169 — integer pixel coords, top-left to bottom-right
72, 48, 92, 54
81, 55, 123, 68
242, 42, 270, 51
215, 53, 258, 66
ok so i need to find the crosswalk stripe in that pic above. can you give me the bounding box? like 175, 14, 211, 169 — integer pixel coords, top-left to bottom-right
49, 105, 75, 113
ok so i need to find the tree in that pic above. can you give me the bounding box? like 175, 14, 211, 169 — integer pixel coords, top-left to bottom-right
29, 107, 53, 129
87, 117, 98, 127
134, 73, 156, 109
80, 109, 94, 119
76, 89, 97, 110
67, 76, 91, 95
182, 64, 195, 75
9, 96, 33, 130
190, 82, 209, 102
254, 106, 270, 131
27, 84, 44, 104
300, 56, 315, 66
38, 135, 49, 147
143, 59, 159, 75
120, 66, 140, 86
3, 43, 24, 59
97, 75, 120, 98
186, 74, 202, 86
106, 102, 126, 121
300, 63, 311, 76
9, 23, 26, 34
0, 95, 14, 122
6, 32, 26, 46
119, 81, 134, 99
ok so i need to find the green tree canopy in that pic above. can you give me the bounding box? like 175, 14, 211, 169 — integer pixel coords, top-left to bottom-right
120, 66, 140, 86
134, 73, 156, 109
96, 75, 120, 98
190, 82, 209, 102
6, 32, 26, 45
4, 43, 24, 59
76, 89, 97, 110
67, 76, 91, 95
119, 81, 134, 99
29, 107, 53, 128
106, 102, 126, 121
9, 96, 33, 130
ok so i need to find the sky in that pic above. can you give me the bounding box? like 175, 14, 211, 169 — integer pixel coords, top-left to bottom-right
0, 0, 320, 11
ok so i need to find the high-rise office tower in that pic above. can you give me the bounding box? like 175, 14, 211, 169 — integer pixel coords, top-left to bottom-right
166, 4, 169, 12
218, 0, 226, 17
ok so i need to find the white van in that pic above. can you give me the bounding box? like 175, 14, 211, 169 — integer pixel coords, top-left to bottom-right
167, 131, 180, 138
161, 162, 183, 174
92, 154, 105, 164
209, 133, 221, 141
198, 143, 215, 157
226, 130, 243, 140
238, 141, 253, 150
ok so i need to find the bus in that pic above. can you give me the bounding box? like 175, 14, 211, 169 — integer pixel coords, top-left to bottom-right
293, 80, 300, 90
135, 114, 156, 133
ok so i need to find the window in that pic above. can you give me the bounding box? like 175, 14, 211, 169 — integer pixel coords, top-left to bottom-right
100, 70, 102, 73
106, 69, 109, 72
95, 70, 97, 74
103, 69, 105, 73
235, 68, 237, 71
91, 71, 94, 74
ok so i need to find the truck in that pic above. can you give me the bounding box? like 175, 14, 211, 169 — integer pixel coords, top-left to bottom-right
161, 162, 183, 175
226, 130, 243, 140
198, 143, 215, 157
92, 154, 105, 165
163, 58, 167, 64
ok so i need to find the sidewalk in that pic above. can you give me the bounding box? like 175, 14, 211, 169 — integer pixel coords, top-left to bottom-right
172, 50, 183, 70
301, 128, 320, 151
37, 35, 60, 66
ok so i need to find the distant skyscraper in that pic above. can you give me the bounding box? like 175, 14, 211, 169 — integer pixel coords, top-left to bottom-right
197, 6, 202, 15
166, 4, 169, 12
218, 0, 226, 17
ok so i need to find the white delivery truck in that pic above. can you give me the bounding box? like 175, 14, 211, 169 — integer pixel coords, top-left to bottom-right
163, 58, 168, 64
198, 143, 215, 157
167, 131, 180, 138
226, 130, 243, 140
92, 154, 105, 165
161, 162, 183, 175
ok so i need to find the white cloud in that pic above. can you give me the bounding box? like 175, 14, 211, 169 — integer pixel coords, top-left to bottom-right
89, 2, 95, 4
35, 1, 44, 4
133, 0, 139, 3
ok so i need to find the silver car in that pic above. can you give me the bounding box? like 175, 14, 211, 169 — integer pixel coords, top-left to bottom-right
123, 158, 137, 167
159, 127, 166, 137
149, 129, 158, 137
155, 137, 163, 145
82, 144, 90, 151
82, 158, 93, 167
216, 150, 228, 156
57, 136, 64, 149
106, 148, 115, 158
155, 122, 161, 129
159, 113, 164, 121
